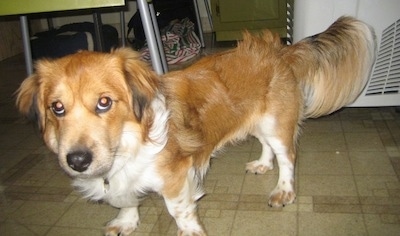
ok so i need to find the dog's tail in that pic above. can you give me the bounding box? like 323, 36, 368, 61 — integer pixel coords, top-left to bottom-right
283, 16, 376, 118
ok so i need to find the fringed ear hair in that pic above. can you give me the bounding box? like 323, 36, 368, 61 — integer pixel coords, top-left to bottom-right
115, 48, 160, 122
15, 74, 45, 131
129, 81, 153, 122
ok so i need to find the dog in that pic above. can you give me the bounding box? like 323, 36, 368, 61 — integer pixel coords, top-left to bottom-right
16, 16, 375, 235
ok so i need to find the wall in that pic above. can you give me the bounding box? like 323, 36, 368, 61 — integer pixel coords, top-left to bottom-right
0, 18, 23, 61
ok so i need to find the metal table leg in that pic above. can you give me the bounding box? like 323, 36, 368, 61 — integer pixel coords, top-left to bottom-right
93, 12, 104, 51
203, 0, 213, 31
149, 3, 168, 70
193, 0, 205, 47
137, 0, 167, 75
20, 15, 33, 76
120, 11, 126, 47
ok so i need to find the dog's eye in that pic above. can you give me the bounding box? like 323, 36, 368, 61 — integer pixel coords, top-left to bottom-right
96, 96, 112, 113
51, 101, 65, 116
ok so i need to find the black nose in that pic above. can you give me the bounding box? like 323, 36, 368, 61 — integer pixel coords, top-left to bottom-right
66, 150, 92, 172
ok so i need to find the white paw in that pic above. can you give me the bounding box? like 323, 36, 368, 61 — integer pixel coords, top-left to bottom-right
105, 218, 139, 236
178, 229, 207, 236
268, 186, 296, 207
245, 160, 273, 174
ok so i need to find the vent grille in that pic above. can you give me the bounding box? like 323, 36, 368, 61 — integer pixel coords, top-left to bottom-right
366, 19, 400, 96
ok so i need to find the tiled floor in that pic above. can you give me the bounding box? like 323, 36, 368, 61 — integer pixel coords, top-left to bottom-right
1, 38, 400, 235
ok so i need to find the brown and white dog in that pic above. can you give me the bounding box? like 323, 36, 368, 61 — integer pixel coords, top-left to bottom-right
16, 16, 375, 235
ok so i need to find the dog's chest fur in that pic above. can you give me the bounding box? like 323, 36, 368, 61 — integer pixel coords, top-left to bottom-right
72, 157, 164, 208
71, 95, 170, 207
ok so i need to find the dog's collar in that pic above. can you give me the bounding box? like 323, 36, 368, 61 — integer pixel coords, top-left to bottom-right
103, 178, 110, 193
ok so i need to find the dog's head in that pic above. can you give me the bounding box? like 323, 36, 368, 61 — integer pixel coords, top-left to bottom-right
16, 49, 159, 178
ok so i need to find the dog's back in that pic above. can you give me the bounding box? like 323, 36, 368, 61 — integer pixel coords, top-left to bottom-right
162, 17, 377, 161
161, 30, 299, 166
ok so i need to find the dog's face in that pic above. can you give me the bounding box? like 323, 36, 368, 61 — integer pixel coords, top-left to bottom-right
16, 49, 158, 178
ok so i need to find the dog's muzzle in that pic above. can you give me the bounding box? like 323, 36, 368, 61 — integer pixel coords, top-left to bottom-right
67, 150, 92, 172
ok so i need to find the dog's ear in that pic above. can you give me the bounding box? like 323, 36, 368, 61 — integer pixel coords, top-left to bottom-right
115, 48, 159, 121
15, 74, 45, 131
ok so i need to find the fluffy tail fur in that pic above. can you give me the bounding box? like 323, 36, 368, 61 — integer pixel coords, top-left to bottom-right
283, 16, 376, 118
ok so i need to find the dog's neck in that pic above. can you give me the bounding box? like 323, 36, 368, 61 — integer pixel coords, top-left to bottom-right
103, 178, 110, 193
73, 93, 170, 202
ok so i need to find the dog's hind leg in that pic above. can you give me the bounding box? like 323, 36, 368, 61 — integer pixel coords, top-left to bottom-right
245, 135, 274, 174
248, 115, 298, 207
105, 207, 140, 236
267, 138, 296, 207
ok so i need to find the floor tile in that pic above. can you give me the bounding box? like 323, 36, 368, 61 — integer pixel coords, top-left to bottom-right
298, 151, 352, 175
364, 214, 400, 236
231, 211, 297, 236
299, 132, 347, 152
55, 201, 118, 229
8, 201, 71, 226
298, 212, 367, 236
200, 210, 236, 236
344, 132, 386, 151
299, 175, 358, 196
208, 152, 251, 175
241, 173, 279, 195
303, 119, 343, 133
354, 175, 399, 197
46, 226, 102, 236
350, 151, 397, 175
0, 221, 50, 236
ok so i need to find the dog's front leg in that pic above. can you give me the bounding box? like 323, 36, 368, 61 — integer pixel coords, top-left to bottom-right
164, 178, 206, 236
105, 207, 139, 236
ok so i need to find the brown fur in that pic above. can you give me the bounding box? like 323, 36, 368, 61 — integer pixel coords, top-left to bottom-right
161, 31, 300, 169
15, 16, 375, 235
16, 50, 160, 177
283, 16, 376, 117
